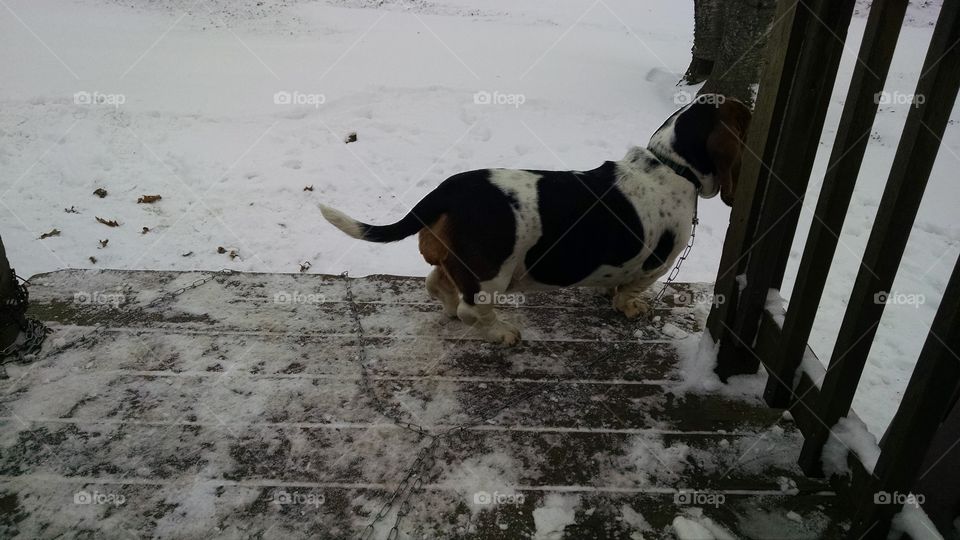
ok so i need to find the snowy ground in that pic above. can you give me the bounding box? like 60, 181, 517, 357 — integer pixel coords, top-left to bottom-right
2, 270, 844, 539
1, 0, 957, 450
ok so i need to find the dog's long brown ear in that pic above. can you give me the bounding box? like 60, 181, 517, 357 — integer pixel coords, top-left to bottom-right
707, 100, 752, 206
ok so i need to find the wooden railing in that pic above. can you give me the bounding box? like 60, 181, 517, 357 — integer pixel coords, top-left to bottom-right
707, 0, 960, 536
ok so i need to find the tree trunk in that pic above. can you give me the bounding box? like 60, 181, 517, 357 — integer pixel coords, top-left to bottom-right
700, 0, 777, 107
0, 236, 24, 352
682, 0, 724, 84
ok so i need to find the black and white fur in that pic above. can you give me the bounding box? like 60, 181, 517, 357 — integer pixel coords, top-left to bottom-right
321, 96, 750, 345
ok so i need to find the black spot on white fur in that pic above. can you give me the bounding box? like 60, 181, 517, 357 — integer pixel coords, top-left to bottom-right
523, 161, 646, 286
642, 231, 675, 271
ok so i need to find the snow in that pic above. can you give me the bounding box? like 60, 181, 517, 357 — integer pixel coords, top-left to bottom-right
821, 416, 882, 478
0, 0, 955, 455
765, 289, 787, 329
672, 509, 737, 540
671, 331, 766, 400
531, 493, 580, 540
438, 451, 523, 515
597, 432, 690, 487
735, 273, 748, 294
619, 504, 653, 537
796, 347, 826, 389
890, 503, 945, 540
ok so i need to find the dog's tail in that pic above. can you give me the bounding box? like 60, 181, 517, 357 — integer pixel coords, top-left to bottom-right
320, 189, 447, 243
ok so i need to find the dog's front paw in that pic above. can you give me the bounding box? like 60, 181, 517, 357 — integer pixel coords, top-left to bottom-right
486, 321, 521, 346
613, 294, 651, 319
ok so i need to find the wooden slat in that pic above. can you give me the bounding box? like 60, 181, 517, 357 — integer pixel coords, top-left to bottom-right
764, 0, 909, 408
849, 254, 960, 538
706, 0, 804, 357
714, 0, 857, 380
798, 0, 960, 475
4, 270, 845, 538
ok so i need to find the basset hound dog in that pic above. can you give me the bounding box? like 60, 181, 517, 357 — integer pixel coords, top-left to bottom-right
321, 94, 751, 345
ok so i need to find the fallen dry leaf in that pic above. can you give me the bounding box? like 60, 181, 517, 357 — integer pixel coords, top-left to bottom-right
93, 188, 108, 198
64, 206, 79, 214
99, 239, 109, 248
303, 185, 314, 192
141, 227, 150, 234
299, 261, 312, 273
217, 246, 226, 254
138, 194, 162, 204
39, 228, 61, 239
182, 251, 193, 257
344, 131, 357, 144
96, 217, 119, 227
89, 256, 97, 264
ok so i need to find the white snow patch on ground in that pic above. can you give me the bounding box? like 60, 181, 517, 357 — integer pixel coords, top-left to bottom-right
822, 416, 882, 477
152, 482, 221, 539
438, 451, 523, 514
619, 504, 653, 538
890, 503, 945, 540
531, 493, 580, 540
672, 508, 737, 540
671, 332, 766, 400
661, 322, 689, 340
597, 432, 690, 487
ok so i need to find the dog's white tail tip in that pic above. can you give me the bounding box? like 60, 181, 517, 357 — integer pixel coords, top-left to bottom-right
320, 204, 365, 239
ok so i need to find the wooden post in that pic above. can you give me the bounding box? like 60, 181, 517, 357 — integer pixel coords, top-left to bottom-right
712, 0, 857, 380
0, 235, 25, 352
849, 254, 960, 538
763, 0, 908, 407
798, 0, 960, 476
707, 0, 804, 362
912, 389, 960, 534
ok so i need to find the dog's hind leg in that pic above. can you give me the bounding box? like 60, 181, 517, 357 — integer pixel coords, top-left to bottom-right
426, 266, 459, 318
454, 272, 521, 346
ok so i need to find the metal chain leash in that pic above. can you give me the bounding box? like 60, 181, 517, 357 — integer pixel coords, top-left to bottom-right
650, 189, 701, 307
341, 272, 544, 540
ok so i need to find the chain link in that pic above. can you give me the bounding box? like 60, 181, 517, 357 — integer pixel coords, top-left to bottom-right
651, 189, 701, 306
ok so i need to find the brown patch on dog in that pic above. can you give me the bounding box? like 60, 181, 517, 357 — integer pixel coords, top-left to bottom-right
418, 213, 506, 305
707, 100, 752, 206
419, 213, 451, 266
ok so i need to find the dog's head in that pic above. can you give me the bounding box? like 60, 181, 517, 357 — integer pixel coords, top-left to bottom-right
648, 95, 752, 206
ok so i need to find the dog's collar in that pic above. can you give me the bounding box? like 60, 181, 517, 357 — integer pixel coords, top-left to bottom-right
648, 148, 702, 191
